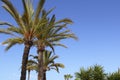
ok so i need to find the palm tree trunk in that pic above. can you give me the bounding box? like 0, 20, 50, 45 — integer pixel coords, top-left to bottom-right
43, 71, 46, 80
20, 42, 32, 80
28, 70, 30, 80
38, 50, 44, 80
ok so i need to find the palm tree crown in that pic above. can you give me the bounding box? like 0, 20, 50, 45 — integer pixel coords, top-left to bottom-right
64, 74, 73, 80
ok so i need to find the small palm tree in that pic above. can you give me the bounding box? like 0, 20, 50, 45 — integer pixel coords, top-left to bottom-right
43, 51, 65, 80
107, 69, 120, 80
75, 65, 106, 80
93, 65, 106, 80
27, 50, 64, 80
26, 60, 37, 80
64, 74, 73, 80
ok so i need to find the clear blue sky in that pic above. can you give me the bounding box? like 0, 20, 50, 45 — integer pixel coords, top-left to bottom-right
0, 0, 120, 80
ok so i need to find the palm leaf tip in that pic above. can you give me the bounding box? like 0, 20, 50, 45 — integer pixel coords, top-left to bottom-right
56, 18, 73, 24
59, 64, 65, 68
0, 22, 13, 26
2, 38, 23, 51
0, 42, 8, 47
34, 0, 46, 23
65, 18, 73, 24
71, 34, 78, 40
65, 34, 78, 41
54, 63, 65, 68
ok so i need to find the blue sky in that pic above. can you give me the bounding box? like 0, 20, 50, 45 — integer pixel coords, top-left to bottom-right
0, 0, 120, 80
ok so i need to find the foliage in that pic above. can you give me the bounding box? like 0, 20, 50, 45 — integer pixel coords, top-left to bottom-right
0, 0, 77, 80
75, 65, 106, 80
107, 69, 120, 80
28, 50, 65, 72
64, 74, 73, 80
27, 50, 64, 80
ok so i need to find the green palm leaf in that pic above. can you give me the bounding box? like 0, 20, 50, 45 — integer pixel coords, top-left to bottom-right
2, 38, 23, 51
34, 0, 45, 24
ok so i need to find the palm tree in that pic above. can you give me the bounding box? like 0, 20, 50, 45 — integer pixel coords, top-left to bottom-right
43, 51, 65, 80
35, 10, 77, 80
0, 0, 47, 80
107, 69, 120, 80
0, 1, 77, 80
64, 74, 73, 80
75, 65, 106, 80
75, 68, 91, 80
27, 50, 65, 80
26, 60, 37, 80
93, 65, 106, 80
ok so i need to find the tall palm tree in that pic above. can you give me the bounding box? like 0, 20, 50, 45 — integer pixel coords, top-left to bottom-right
27, 50, 64, 80
35, 10, 77, 80
0, 0, 47, 80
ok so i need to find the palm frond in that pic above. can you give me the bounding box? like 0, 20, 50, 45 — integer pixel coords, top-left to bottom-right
7, 26, 23, 35
1, 0, 26, 32
1, 0, 19, 21
34, 0, 45, 24
49, 63, 65, 73
29, 54, 38, 61
2, 38, 24, 51
27, 59, 38, 71
27, 59, 38, 65
49, 14, 55, 26
55, 18, 73, 24
50, 33, 78, 41
52, 24, 67, 34
52, 43, 67, 48
44, 41, 55, 53
48, 55, 59, 64
53, 63, 65, 68
0, 29, 15, 36
0, 22, 13, 26
22, 0, 34, 25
